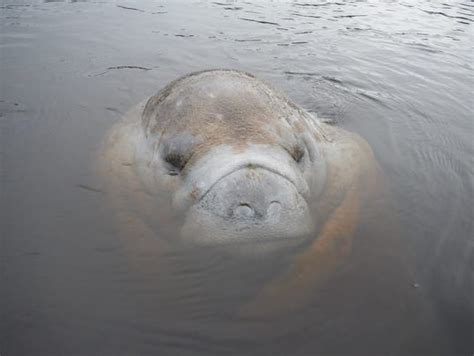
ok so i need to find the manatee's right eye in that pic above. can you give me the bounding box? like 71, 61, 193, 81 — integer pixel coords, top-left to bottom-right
164, 152, 190, 175
161, 133, 197, 175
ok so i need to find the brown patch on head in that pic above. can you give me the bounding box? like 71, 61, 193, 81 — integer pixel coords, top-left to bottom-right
292, 120, 306, 134
142, 70, 305, 160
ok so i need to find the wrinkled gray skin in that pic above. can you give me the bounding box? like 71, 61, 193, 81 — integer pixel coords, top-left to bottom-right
99, 70, 376, 255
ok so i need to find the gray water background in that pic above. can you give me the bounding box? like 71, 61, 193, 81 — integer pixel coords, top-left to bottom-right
1, 0, 473, 355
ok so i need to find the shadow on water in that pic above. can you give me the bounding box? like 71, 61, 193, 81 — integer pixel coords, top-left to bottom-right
1, 0, 472, 355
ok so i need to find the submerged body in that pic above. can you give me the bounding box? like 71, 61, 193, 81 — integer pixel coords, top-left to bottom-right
98, 70, 418, 323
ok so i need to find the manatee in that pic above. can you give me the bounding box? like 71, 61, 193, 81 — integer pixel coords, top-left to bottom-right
97, 69, 405, 318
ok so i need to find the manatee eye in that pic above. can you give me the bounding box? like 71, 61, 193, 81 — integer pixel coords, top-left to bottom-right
164, 152, 189, 175
291, 145, 305, 164
161, 133, 197, 175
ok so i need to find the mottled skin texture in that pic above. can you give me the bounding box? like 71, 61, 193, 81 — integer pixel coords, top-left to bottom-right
97, 70, 418, 323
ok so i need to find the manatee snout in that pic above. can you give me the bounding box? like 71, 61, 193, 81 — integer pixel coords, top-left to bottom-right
178, 145, 314, 251
202, 167, 302, 222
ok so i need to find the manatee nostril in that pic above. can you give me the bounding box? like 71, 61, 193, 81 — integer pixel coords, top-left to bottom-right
267, 201, 282, 217
233, 203, 255, 218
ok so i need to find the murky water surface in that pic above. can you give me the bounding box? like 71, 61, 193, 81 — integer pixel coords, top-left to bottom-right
1, 1, 472, 355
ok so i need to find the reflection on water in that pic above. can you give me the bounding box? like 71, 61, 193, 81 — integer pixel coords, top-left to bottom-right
1, 0, 472, 355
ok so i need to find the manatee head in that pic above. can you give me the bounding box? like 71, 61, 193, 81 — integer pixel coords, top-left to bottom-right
125, 70, 329, 254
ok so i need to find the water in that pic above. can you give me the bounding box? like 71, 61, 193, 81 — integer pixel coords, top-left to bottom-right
1, 1, 472, 355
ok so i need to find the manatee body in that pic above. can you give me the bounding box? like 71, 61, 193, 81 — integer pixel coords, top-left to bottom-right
98, 69, 394, 317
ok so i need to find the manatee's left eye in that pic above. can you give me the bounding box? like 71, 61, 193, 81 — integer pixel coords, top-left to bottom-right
290, 145, 305, 164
